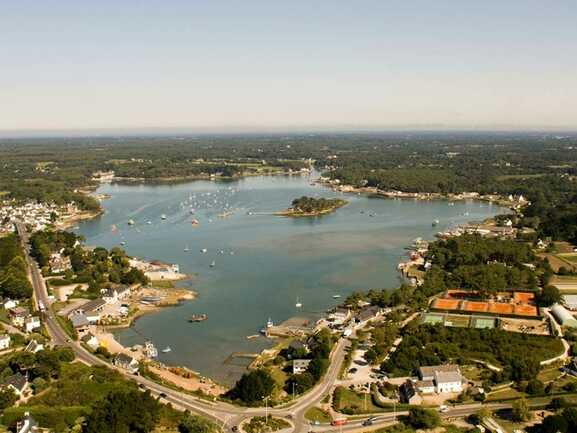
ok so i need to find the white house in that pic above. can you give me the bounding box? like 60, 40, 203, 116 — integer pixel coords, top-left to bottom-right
24, 316, 41, 333
113, 353, 139, 374
415, 380, 436, 394
0, 334, 11, 350
2, 298, 18, 310
330, 307, 351, 324
418, 365, 463, 394
81, 333, 100, 350
292, 359, 312, 374
25, 339, 44, 354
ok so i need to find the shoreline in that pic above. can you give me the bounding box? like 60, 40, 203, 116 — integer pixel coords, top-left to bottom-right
318, 179, 525, 211
70, 173, 511, 390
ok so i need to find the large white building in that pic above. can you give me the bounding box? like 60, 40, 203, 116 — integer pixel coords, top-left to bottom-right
417, 365, 463, 394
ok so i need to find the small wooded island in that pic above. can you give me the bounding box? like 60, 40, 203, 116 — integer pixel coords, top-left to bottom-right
276, 196, 348, 217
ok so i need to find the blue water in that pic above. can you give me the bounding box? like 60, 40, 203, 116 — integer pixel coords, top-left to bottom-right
76, 175, 504, 384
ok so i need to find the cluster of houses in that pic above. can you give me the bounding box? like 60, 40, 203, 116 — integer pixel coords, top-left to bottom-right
128, 258, 183, 281
67, 286, 132, 333
3, 300, 41, 334
400, 364, 464, 404
328, 304, 387, 330
0, 201, 80, 234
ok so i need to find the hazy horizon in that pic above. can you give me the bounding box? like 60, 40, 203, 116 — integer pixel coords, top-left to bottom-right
2, 1, 576, 132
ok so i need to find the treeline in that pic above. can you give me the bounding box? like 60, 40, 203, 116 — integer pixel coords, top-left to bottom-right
0, 234, 33, 299
381, 324, 563, 383
30, 230, 148, 296
425, 234, 539, 295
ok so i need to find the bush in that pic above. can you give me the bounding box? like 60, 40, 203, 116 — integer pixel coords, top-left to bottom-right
406, 407, 441, 429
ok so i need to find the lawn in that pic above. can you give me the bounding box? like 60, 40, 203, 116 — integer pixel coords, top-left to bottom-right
332, 386, 385, 414
485, 387, 525, 402
537, 366, 563, 382
304, 407, 332, 424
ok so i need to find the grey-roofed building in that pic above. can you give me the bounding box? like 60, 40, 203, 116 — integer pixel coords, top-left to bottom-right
551, 303, 577, 328
356, 306, 381, 323
2, 372, 28, 396
418, 364, 462, 393
70, 313, 90, 331
113, 353, 139, 374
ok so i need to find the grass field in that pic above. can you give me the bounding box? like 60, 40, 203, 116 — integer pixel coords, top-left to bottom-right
485, 387, 525, 401
333, 386, 385, 414
304, 407, 332, 423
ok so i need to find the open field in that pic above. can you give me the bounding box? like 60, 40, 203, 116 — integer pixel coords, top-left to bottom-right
304, 407, 332, 423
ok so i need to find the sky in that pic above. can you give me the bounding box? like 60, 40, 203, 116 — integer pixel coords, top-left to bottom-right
1, 0, 576, 134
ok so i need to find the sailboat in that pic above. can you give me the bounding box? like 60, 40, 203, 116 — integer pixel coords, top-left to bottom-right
295, 297, 302, 308
210, 260, 216, 267
184, 245, 190, 252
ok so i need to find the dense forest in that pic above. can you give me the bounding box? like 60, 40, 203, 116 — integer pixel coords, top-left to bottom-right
285, 196, 347, 215
0, 234, 33, 299
381, 324, 563, 382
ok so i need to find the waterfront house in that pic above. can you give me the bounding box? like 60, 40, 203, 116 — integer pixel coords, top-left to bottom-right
1, 372, 28, 396
16, 411, 48, 433
70, 298, 106, 323
355, 306, 382, 325
330, 307, 351, 324
24, 316, 41, 333
25, 339, 44, 354
418, 365, 463, 393
0, 334, 11, 350
103, 286, 131, 304
292, 359, 312, 374
113, 353, 139, 374
81, 333, 100, 350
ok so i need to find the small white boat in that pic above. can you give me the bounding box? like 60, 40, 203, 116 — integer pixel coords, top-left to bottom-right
295, 297, 302, 308
432, 219, 440, 227
210, 261, 216, 267
332, 294, 341, 299
161, 214, 167, 220
184, 245, 190, 252
120, 241, 126, 246
146, 221, 152, 225
200, 248, 208, 253
161, 346, 172, 353
128, 219, 135, 225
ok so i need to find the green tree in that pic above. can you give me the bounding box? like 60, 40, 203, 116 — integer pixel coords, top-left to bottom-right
0, 388, 17, 410
83, 389, 160, 433
228, 369, 275, 404
178, 414, 219, 433
406, 407, 441, 429
511, 398, 530, 422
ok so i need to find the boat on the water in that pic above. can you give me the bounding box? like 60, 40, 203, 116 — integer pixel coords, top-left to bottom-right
432, 219, 440, 227
200, 248, 207, 253
295, 297, 302, 308
128, 219, 135, 225
260, 317, 274, 335
210, 261, 216, 267
191, 219, 199, 226
161, 346, 172, 353
184, 245, 190, 252
332, 294, 341, 299
161, 214, 167, 220
189, 314, 208, 323
246, 334, 260, 340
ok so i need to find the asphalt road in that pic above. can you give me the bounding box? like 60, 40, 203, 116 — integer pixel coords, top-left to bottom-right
15, 221, 505, 432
